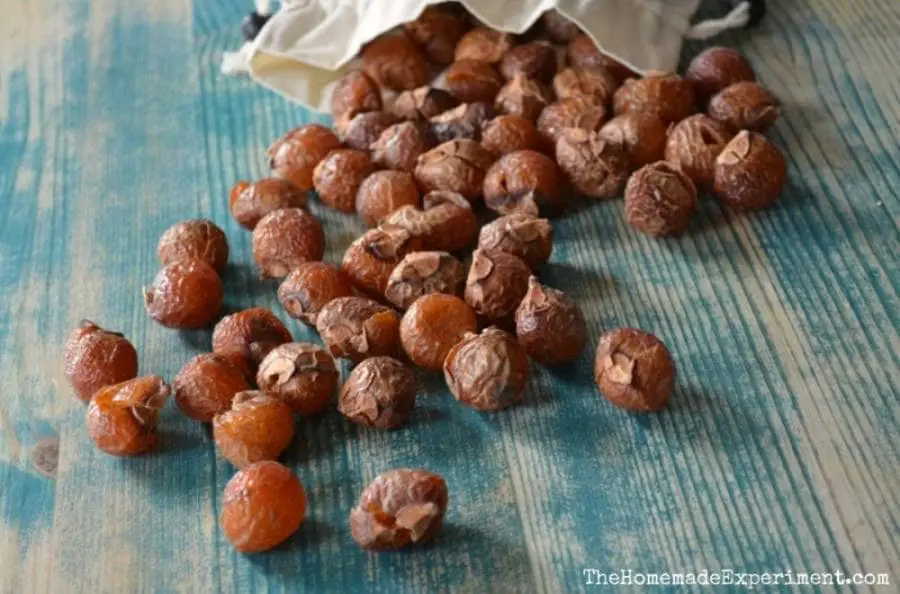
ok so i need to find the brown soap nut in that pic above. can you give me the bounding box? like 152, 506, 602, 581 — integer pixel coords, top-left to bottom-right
404, 6, 470, 65
252, 208, 325, 279
400, 293, 477, 370
212, 391, 295, 469
713, 130, 787, 211
445, 59, 504, 104
316, 296, 401, 362
594, 328, 675, 412
277, 262, 354, 327
381, 190, 478, 253
144, 258, 222, 329
157, 219, 229, 272
86, 376, 169, 456
542, 9, 581, 43
624, 161, 698, 237
664, 114, 733, 187
392, 87, 459, 122
597, 112, 668, 170
708, 81, 780, 133
341, 225, 422, 299
174, 354, 250, 422
483, 150, 566, 217
443, 327, 529, 411
331, 70, 383, 120
371, 121, 436, 173
464, 249, 531, 324
478, 213, 553, 270
499, 42, 558, 83
515, 277, 586, 365
256, 342, 339, 416
685, 46, 756, 102
454, 27, 514, 64
494, 74, 552, 121
350, 468, 448, 550
64, 321, 138, 403
212, 307, 293, 379
414, 138, 494, 202
356, 170, 421, 227
268, 124, 342, 191
613, 73, 696, 124
385, 251, 465, 310
480, 115, 543, 157
339, 111, 401, 152
555, 128, 629, 199
429, 102, 494, 143
566, 34, 636, 83
313, 149, 375, 213
536, 97, 607, 145
553, 67, 618, 106
338, 356, 416, 429
362, 34, 429, 92
229, 178, 308, 230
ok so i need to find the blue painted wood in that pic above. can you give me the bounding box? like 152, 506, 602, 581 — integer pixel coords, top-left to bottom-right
1, 0, 898, 592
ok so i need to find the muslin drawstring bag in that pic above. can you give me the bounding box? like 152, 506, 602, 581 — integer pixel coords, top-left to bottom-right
222, 0, 763, 113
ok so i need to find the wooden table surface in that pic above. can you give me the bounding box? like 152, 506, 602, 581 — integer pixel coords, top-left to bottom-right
1, 0, 897, 592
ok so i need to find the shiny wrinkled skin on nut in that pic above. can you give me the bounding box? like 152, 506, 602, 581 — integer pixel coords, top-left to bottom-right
211, 307, 293, 379
277, 262, 354, 326
385, 251, 465, 310
371, 121, 436, 173
536, 97, 608, 145
331, 70, 383, 120
555, 128, 629, 199
268, 124, 342, 191
350, 468, 448, 549
594, 328, 675, 412
339, 111, 401, 152
144, 258, 223, 329
499, 42, 558, 83
478, 213, 553, 270
381, 191, 478, 253
566, 34, 635, 83
212, 391, 295, 468
338, 357, 416, 429
464, 249, 531, 323
315, 296, 401, 362
445, 59, 504, 104
443, 327, 529, 411
708, 81, 780, 133
229, 178, 308, 230
341, 225, 422, 298
362, 34, 429, 91
429, 102, 494, 143
553, 67, 618, 105
480, 114, 543, 157
515, 277, 586, 365
355, 170, 421, 227
157, 219, 229, 272
174, 353, 250, 422
313, 149, 375, 213
404, 6, 469, 65
624, 161, 698, 237
256, 342, 339, 416
494, 74, 552, 121
415, 139, 494, 202
392, 86, 459, 122
483, 150, 566, 217
400, 293, 477, 370
613, 73, 696, 124
714, 130, 787, 211
597, 112, 668, 170
86, 376, 169, 456
685, 46, 756, 102
64, 320, 138, 403
454, 27, 514, 64
220, 461, 307, 553
251, 208, 325, 279
542, 9, 581, 43
664, 114, 733, 187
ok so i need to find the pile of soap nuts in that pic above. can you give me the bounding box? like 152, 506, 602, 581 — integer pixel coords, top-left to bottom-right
62, 5, 787, 554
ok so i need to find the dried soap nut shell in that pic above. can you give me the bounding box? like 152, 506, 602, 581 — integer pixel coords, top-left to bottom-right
536, 97, 608, 145
341, 225, 422, 299
685, 46, 756, 102
713, 130, 787, 211
385, 251, 466, 310
478, 213, 553, 270
594, 328, 675, 412
414, 139, 494, 202
229, 178, 308, 230
211, 307, 294, 379
555, 128, 629, 199
445, 59, 504, 104
338, 356, 416, 429
400, 293, 478, 370
313, 149, 375, 213
480, 114, 543, 157
355, 170, 421, 227
268, 124, 342, 191
664, 114, 733, 187
362, 34, 429, 92
212, 391, 295, 468
542, 10, 581, 43
174, 354, 250, 422
64, 321, 139, 403
483, 150, 566, 217
566, 34, 636, 83
494, 74, 552, 121
624, 161, 698, 237
86, 376, 170, 456
464, 249, 531, 324
256, 342, 339, 416
455, 27, 515, 64
612, 73, 696, 124
251, 208, 325, 279
429, 102, 494, 143
552, 67, 618, 105
277, 262, 354, 326
443, 327, 529, 411
144, 258, 223, 329
339, 111, 401, 152
404, 6, 470, 65
392, 87, 459, 122
315, 296, 401, 362
371, 121, 436, 173
331, 70, 383, 120
157, 219, 229, 272
708, 81, 780, 133
418, 190, 479, 253
514, 277, 587, 365
499, 42, 558, 83
597, 112, 668, 170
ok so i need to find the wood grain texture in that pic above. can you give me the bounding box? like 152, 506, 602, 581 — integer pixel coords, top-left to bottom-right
1, 0, 898, 592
